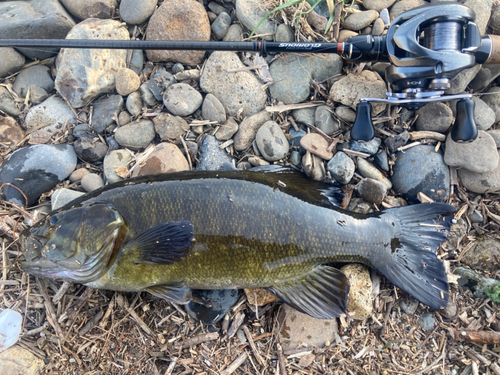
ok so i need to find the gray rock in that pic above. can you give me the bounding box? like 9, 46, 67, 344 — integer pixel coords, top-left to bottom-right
0, 0, 75, 60
373, 149, 389, 172
129, 49, 144, 75
445, 65, 482, 95
449, 97, 495, 132
348, 197, 374, 214
148, 70, 176, 101
418, 313, 435, 332
392, 145, 450, 203
0, 48, 25, 78
208, 1, 229, 15
163, 83, 203, 116
460, 237, 500, 272
200, 51, 267, 117
400, 296, 419, 315
463, 0, 492, 35
60, 0, 117, 20
212, 12, 232, 40
302, 152, 325, 181
469, 63, 500, 92
384, 131, 409, 154
233, 111, 271, 151
92, 95, 124, 134
356, 178, 387, 204
288, 128, 306, 147
379, 8, 390, 25
488, 129, 500, 147
120, 0, 157, 24
335, 107, 356, 122
255, 121, 289, 161
292, 108, 316, 126
13, 65, 54, 98
327, 151, 355, 184
415, 102, 453, 133
0, 144, 77, 206
126, 90, 144, 116
458, 150, 500, 194
372, 18, 385, 36
114, 119, 155, 150
103, 149, 132, 183
51, 188, 85, 210
315, 106, 339, 135
0, 86, 21, 117
469, 210, 485, 223
153, 113, 190, 140
24, 96, 77, 136
491, 4, 500, 33
55, 19, 129, 108
202, 93, 227, 123
72, 124, 92, 138
28, 85, 49, 104
289, 150, 301, 166
74, 133, 109, 162
275, 24, 295, 42
479, 87, 500, 123
236, 0, 277, 41
444, 131, 499, 173
172, 63, 184, 74
363, 0, 395, 12
216, 118, 239, 141
80, 173, 104, 192
223, 24, 243, 42
118, 111, 131, 126
197, 135, 234, 171
343, 10, 379, 31
389, 0, 427, 20
350, 137, 381, 155
357, 157, 392, 189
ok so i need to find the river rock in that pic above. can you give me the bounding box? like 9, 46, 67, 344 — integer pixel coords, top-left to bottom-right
255, 121, 289, 161
153, 113, 190, 140
463, 0, 492, 35
215, 118, 238, 141
300, 133, 333, 160
197, 135, 234, 171
233, 111, 271, 151
327, 151, 355, 184
146, 0, 210, 65
275, 24, 295, 42
148, 70, 176, 101
0, 345, 44, 375
348, 197, 374, 214
126, 90, 144, 116
449, 97, 495, 131
458, 151, 500, 193
129, 49, 144, 75
373, 149, 389, 172
356, 178, 387, 204
0, 144, 77, 207
103, 149, 132, 183
28, 85, 49, 104
461, 237, 500, 272
492, 4, 500, 33
202, 93, 226, 123
74, 133, 109, 162
335, 107, 357, 122
415, 102, 453, 133
444, 131, 499, 173
489, 129, 500, 147
13, 65, 54, 98
400, 296, 419, 315
212, 12, 232, 40
293, 108, 316, 126
469, 63, 500, 92
0, 116, 24, 149
80, 173, 104, 192
389, 0, 427, 20
357, 158, 392, 189
200, 51, 267, 117
120, 0, 157, 24
372, 18, 385, 35
445, 65, 482, 95
302, 152, 326, 181
363, 0, 396, 11
0, 0, 75, 60
236, 0, 277, 41
349, 137, 381, 155
315, 106, 340, 135
69, 168, 90, 182
338, 30, 358, 42
24, 96, 77, 136
60, 0, 117, 20
341, 264, 373, 320
132, 143, 189, 176
384, 131, 409, 154
480, 87, 500, 123
91, 95, 124, 134
0, 48, 25, 78
51, 188, 85, 210
329, 71, 386, 115
55, 19, 129, 108
163, 83, 203, 116
418, 312, 435, 332
343, 10, 379, 31
114, 119, 155, 150
392, 145, 450, 202
115, 68, 141, 96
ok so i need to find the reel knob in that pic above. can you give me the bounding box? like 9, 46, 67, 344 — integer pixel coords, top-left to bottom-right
351, 102, 375, 141
451, 98, 478, 143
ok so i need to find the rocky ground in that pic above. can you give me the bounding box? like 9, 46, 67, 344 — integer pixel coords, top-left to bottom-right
0, 0, 500, 374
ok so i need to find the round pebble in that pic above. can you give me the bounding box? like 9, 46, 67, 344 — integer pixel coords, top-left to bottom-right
148, 70, 176, 101
418, 313, 435, 332
115, 68, 141, 96
126, 91, 143, 116
211, 12, 232, 40
315, 106, 339, 135
300, 133, 333, 160
69, 168, 90, 182
140, 82, 158, 107
74, 133, 109, 162
0, 47, 25, 77
416, 102, 453, 133
13, 65, 54, 97
51, 188, 85, 211
197, 135, 234, 171
132, 143, 189, 176
202, 93, 226, 123
327, 151, 355, 184
172, 63, 184, 74
343, 10, 379, 31
302, 152, 325, 181
458, 151, 500, 194
223, 24, 243, 42
356, 178, 387, 204
118, 111, 131, 125
349, 137, 381, 155
103, 149, 132, 183
163, 83, 203, 116
357, 157, 392, 189
153, 113, 190, 140
215, 118, 239, 141
255, 121, 289, 162
120, 0, 157, 24
80, 173, 104, 192
399, 296, 419, 315
114, 119, 156, 150
233, 111, 271, 151
293, 108, 315, 126
0, 116, 24, 147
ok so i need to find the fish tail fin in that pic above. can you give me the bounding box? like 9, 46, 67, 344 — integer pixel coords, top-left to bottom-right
370, 203, 456, 310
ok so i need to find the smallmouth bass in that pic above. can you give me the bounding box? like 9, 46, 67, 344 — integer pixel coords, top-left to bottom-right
21, 170, 455, 319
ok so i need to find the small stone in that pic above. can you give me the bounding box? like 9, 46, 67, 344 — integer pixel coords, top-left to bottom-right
371, 18, 385, 35
27, 85, 49, 104
132, 143, 189, 176
236, 0, 277, 41
129, 49, 144, 75
103, 149, 132, 183
335, 107, 356, 122
363, 0, 395, 12
350, 137, 382, 155
172, 63, 184, 74
115, 68, 141, 96
51, 188, 85, 211
288, 129, 307, 147
74, 133, 109, 162
0, 86, 21, 117
244, 288, 277, 306
356, 178, 387, 204
488, 129, 500, 148
293, 108, 316, 126
80, 173, 104, 192
248, 156, 269, 167
223, 24, 243, 42
343, 10, 379, 31
114, 119, 155, 150
202, 93, 227, 123
197, 135, 234, 171
0, 345, 44, 375
72, 124, 92, 138
302, 152, 326, 181
468, 210, 484, 223
119, 0, 157, 24
233, 110, 271, 151
148, 70, 176, 101
212, 12, 232, 40
384, 131, 409, 154
118, 111, 131, 125
439, 300, 458, 320
0, 116, 24, 148
91, 95, 124, 134
25, 96, 77, 136
373, 149, 389, 172
0, 47, 25, 77
13, 65, 54, 98
379, 8, 390, 25
338, 30, 358, 42
215, 118, 239, 141
153, 113, 190, 140
461, 238, 500, 272
60, 0, 117, 20
327, 151, 355, 184
69, 168, 90, 182
390, 0, 427, 20
416, 102, 453, 133
126, 90, 144, 116
300, 133, 333, 160
399, 296, 419, 315
444, 131, 499, 173
289, 150, 301, 166
163, 83, 203, 116
418, 312, 435, 332
357, 158, 392, 189
347, 197, 374, 214
341, 264, 372, 320
255, 121, 289, 162
315, 106, 339, 135
275, 24, 295, 42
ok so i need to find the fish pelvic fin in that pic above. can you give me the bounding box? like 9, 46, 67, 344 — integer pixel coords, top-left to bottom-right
371, 202, 456, 310
147, 284, 192, 304
267, 265, 349, 319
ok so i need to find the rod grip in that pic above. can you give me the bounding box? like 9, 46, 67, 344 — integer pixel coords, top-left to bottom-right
485, 35, 500, 64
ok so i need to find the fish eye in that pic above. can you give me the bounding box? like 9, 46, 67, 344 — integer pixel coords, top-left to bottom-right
50, 216, 59, 225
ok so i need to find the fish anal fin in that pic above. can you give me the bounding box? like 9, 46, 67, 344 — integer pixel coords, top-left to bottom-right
147, 284, 192, 304
268, 265, 349, 319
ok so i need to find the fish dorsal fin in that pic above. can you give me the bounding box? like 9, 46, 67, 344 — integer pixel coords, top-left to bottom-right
268, 265, 350, 319
124, 221, 195, 264
147, 284, 192, 304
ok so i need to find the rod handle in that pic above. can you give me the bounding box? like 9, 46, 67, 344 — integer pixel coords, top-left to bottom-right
484, 35, 500, 64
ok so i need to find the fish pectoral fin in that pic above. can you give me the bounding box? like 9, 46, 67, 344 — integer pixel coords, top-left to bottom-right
147, 284, 192, 304
124, 221, 195, 264
267, 265, 349, 319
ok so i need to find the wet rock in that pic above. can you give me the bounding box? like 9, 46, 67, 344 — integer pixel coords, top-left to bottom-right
335, 107, 356, 123
444, 131, 499, 173
255, 121, 289, 161
216, 118, 239, 141
347, 197, 374, 214
120, 0, 157, 24
69, 168, 90, 182
132, 143, 189, 176
384, 131, 410, 154
186, 289, 240, 325
390, 0, 427, 20
343, 10, 379, 31
329, 71, 386, 115
449, 97, 495, 132
233, 111, 271, 151
0, 116, 24, 149
356, 178, 387, 204
55, 19, 129, 108
0, 345, 44, 375
115, 68, 141, 96
327, 151, 355, 184
461, 237, 500, 272
129, 50, 144, 75
489, 129, 500, 147
392, 145, 450, 203
278, 304, 337, 351
418, 313, 435, 332
24, 96, 77, 136
350, 137, 381, 155
244, 288, 278, 306
399, 296, 419, 315
357, 158, 392, 189
28, 85, 49, 104
415, 102, 453, 133
0, 48, 25, 77
126, 91, 143, 116
236, 0, 277, 41
315, 106, 339, 135
80, 173, 104, 192
289, 150, 301, 166
0, 144, 77, 207
163, 83, 203, 116
363, 0, 395, 12
458, 153, 500, 194
212, 12, 232, 40
302, 152, 326, 181
148, 70, 176, 101
223, 24, 243, 42
341, 264, 372, 320
275, 24, 295, 42
463, 0, 492, 35
74, 133, 109, 162
146, 0, 210, 65
445, 65, 482, 95
13, 65, 54, 98
51, 188, 85, 210
103, 149, 132, 183
197, 135, 234, 171
300, 133, 333, 160
91, 95, 124, 134
0, 0, 75, 60
482, 87, 500, 123
200, 51, 267, 118
114, 119, 155, 150
373, 149, 389, 172
153, 113, 190, 140
202, 94, 226, 123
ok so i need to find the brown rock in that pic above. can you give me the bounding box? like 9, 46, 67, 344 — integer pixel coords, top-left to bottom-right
146, 0, 210, 65
300, 133, 333, 160
233, 110, 271, 151
340, 264, 373, 320
215, 118, 239, 141
0, 345, 44, 375
244, 288, 277, 306
69, 168, 90, 182
132, 143, 189, 176
153, 113, 190, 140
115, 68, 141, 96
460, 237, 500, 272
0, 116, 24, 147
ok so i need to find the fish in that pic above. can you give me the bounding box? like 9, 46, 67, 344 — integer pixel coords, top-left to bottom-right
21, 169, 455, 319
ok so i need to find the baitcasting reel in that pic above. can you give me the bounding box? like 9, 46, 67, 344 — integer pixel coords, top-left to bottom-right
1, 2, 500, 143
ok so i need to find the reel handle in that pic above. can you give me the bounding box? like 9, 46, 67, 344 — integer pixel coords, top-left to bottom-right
451, 98, 478, 143
351, 102, 375, 141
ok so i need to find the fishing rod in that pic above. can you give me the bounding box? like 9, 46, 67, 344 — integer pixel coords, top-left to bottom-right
1, 2, 499, 143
